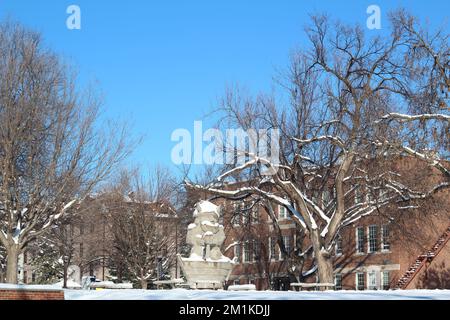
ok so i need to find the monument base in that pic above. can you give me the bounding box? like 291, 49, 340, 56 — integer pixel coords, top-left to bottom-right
178, 255, 234, 289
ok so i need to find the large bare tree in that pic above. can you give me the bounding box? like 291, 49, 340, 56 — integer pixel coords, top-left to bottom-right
0, 22, 133, 283
187, 10, 449, 284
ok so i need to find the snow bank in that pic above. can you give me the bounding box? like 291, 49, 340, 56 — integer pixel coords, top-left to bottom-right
64, 289, 450, 300
0, 283, 63, 291
228, 284, 256, 291
52, 279, 82, 289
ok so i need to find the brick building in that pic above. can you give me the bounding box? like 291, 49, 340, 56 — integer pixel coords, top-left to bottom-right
199, 156, 450, 291
215, 195, 449, 291
15, 194, 180, 286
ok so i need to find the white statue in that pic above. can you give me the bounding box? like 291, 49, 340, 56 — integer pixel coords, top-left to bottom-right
186, 200, 226, 260
178, 200, 235, 289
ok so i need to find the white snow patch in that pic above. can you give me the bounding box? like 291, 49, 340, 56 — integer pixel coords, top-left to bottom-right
62, 288, 450, 300
188, 223, 197, 230
195, 201, 220, 216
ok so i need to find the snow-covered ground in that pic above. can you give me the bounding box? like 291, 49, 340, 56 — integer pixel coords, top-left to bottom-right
64, 288, 450, 300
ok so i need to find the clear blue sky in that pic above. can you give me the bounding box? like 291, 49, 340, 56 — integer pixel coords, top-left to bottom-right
1, 0, 448, 175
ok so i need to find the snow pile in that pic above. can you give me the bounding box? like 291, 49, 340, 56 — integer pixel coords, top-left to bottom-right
52, 279, 82, 289
228, 284, 256, 291
0, 283, 63, 291
89, 281, 133, 289
64, 289, 450, 300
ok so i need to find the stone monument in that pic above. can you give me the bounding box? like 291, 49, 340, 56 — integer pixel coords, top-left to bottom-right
178, 200, 235, 289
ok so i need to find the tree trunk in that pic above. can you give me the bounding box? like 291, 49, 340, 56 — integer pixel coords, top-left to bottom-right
140, 278, 148, 289
6, 245, 20, 284
311, 232, 334, 288
63, 265, 68, 288
316, 251, 334, 288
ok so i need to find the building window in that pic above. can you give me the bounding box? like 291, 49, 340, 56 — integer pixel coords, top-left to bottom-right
269, 238, 277, 261
242, 210, 249, 226
322, 190, 331, 206
234, 243, 241, 263
368, 271, 377, 290
356, 227, 365, 254
243, 242, 252, 263
354, 188, 362, 204
283, 236, 291, 256
253, 240, 261, 261
251, 206, 259, 224
335, 234, 343, 256
368, 225, 378, 253
382, 271, 390, 290
356, 273, 365, 290
335, 274, 342, 291
278, 205, 288, 219
32, 272, 36, 283
234, 279, 240, 286
381, 225, 390, 251
232, 203, 241, 226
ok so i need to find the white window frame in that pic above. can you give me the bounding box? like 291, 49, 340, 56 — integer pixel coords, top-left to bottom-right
335, 233, 343, 256
251, 205, 259, 225
242, 210, 249, 225
354, 188, 362, 204
232, 203, 241, 227
283, 235, 291, 257
243, 241, 252, 263
356, 273, 365, 291
382, 271, 390, 290
368, 271, 378, 290
356, 227, 365, 254
335, 273, 342, 291
381, 225, 390, 251
322, 190, 331, 207
269, 237, 277, 261
234, 243, 241, 263
368, 225, 378, 253
278, 205, 288, 220
253, 240, 260, 262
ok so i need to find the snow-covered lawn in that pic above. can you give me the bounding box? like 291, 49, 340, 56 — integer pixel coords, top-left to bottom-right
64, 288, 450, 300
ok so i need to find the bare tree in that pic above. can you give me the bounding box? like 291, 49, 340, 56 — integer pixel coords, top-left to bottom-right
108, 168, 179, 289
0, 22, 134, 283
187, 11, 449, 284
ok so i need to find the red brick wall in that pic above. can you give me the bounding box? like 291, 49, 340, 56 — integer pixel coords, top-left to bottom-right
0, 289, 64, 300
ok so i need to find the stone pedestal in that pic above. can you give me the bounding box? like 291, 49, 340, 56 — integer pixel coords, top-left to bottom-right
178, 255, 234, 289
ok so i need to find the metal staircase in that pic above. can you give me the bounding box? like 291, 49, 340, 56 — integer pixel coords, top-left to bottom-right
395, 225, 450, 289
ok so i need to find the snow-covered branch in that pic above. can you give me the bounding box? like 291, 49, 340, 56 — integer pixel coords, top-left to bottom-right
291, 135, 346, 149
376, 113, 450, 123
